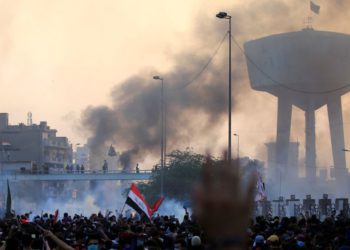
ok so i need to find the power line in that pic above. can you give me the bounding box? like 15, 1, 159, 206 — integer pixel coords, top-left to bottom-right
172, 33, 228, 90
231, 34, 350, 95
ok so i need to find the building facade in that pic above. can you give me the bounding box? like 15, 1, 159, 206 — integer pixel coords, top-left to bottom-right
0, 113, 72, 168
75, 144, 90, 167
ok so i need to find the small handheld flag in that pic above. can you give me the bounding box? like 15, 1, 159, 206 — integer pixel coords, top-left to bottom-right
255, 172, 266, 202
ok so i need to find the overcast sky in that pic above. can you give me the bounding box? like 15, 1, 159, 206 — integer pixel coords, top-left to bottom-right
1, 0, 350, 169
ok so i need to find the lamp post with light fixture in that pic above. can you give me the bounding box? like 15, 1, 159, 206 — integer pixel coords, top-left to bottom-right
216, 11, 232, 165
153, 75, 165, 196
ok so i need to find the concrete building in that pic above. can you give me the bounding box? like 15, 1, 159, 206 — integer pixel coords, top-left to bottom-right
0, 113, 72, 168
0, 161, 34, 173
75, 144, 90, 167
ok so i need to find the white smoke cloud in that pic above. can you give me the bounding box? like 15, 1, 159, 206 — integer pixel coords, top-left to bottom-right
155, 199, 190, 222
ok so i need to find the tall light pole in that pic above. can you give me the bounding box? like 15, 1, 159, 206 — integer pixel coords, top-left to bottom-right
216, 11, 232, 165
233, 133, 239, 160
153, 75, 165, 196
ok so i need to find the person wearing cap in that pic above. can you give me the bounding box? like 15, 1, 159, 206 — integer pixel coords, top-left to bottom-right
267, 234, 280, 249
86, 236, 101, 250
253, 235, 267, 250
190, 236, 203, 250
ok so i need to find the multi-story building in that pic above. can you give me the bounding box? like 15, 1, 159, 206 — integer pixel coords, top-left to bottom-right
0, 113, 72, 168
75, 144, 90, 167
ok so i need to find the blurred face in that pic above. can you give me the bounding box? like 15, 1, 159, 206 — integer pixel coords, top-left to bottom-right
174, 243, 181, 250
174, 242, 186, 250
87, 239, 99, 250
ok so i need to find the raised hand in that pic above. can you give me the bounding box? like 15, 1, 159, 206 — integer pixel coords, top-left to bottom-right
193, 156, 256, 249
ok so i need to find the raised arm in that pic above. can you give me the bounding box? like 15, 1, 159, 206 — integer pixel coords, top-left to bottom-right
193, 156, 256, 250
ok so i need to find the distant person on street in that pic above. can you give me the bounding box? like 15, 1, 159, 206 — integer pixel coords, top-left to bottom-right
102, 160, 108, 173
81, 164, 85, 173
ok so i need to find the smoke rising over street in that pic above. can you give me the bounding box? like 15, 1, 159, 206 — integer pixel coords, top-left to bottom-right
82, 50, 229, 168
81, 0, 350, 177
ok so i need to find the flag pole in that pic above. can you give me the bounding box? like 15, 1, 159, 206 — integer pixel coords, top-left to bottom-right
5, 179, 12, 218
120, 203, 126, 217
121, 185, 132, 217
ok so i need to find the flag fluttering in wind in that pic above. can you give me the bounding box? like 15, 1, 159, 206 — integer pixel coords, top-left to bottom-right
53, 209, 59, 224
108, 144, 117, 157
5, 180, 12, 218
125, 183, 153, 219
255, 171, 266, 202
151, 196, 165, 213
310, 1, 320, 14
20, 218, 28, 223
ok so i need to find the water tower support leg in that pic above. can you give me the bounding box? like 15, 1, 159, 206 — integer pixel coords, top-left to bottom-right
305, 107, 316, 179
275, 97, 292, 178
327, 96, 347, 196
327, 97, 346, 169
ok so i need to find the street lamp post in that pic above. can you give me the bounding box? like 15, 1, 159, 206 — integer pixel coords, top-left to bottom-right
216, 11, 232, 165
153, 75, 165, 196
234, 133, 239, 160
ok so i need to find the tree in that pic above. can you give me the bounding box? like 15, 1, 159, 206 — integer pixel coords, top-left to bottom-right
137, 150, 265, 205
139, 149, 207, 203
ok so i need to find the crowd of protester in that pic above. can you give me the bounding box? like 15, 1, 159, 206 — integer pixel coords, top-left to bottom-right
3, 158, 349, 249
249, 213, 350, 250
0, 210, 350, 250
0, 211, 202, 250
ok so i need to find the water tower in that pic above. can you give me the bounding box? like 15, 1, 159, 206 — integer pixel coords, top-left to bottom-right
244, 29, 350, 196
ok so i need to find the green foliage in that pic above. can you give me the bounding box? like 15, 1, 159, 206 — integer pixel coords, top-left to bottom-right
139, 149, 207, 203
135, 150, 264, 205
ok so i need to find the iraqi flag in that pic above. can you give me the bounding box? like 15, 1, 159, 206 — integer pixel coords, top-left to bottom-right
151, 196, 165, 214
125, 183, 152, 219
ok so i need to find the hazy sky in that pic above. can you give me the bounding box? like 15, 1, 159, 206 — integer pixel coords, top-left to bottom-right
0, 0, 205, 135
2, 0, 350, 169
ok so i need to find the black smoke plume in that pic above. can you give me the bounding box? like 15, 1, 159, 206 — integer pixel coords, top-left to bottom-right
81, 0, 350, 171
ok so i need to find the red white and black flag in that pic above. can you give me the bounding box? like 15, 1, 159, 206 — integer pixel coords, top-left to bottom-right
125, 183, 153, 219
151, 196, 165, 213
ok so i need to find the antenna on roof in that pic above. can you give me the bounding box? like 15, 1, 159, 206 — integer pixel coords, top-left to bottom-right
303, 16, 313, 30
27, 112, 32, 126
